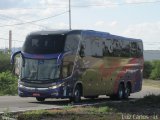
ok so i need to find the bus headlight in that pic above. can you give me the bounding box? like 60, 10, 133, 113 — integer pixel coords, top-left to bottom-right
18, 83, 24, 88
49, 85, 59, 89
49, 84, 62, 89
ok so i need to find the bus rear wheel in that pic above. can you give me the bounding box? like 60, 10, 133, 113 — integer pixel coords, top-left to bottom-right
36, 97, 45, 102
117, 83, 125, 100
110, 83, 125, 100
124, 84, 131, 99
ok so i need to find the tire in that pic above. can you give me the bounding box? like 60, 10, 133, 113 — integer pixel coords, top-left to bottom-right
117, 83, 125, 100
70, 85, 81, 103
36, 97, 45, 102
124, 84, 131, 99
110, 83, 124, 100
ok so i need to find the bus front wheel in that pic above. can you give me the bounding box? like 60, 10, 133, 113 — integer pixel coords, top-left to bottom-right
70, 85, 82, 103
36, 97, 45, 102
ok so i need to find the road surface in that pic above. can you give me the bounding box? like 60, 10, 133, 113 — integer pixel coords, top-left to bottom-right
0, 85, 160, 113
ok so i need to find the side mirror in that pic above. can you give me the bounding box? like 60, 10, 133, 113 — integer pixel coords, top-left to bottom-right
11, 51, 21, 64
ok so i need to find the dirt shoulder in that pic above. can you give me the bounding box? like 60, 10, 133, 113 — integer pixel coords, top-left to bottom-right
143, 79, 160, 88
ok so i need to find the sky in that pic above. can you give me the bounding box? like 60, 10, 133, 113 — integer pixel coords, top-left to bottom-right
0, 0, 160, 50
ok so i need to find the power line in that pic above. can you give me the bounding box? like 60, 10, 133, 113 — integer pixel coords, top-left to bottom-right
0, 14, 49, 29
0, 37, 24, 42
71, 0, 160, 7
0, 3, 69, 10
41, 0, 160, 8
0, 11, 68, 27
0, 0, 159, 10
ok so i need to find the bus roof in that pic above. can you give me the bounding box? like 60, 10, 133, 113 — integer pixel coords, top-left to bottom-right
28, 30, 142, 42
28, 30, 81, 36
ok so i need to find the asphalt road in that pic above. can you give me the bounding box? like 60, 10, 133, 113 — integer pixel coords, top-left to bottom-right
0, 85, 160, 113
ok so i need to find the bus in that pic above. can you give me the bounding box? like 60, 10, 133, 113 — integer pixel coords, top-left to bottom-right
11, 30, 143, 102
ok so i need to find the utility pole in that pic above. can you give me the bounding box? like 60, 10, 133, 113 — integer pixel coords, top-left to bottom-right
69, 0, 71, 30
9, 30, 12, 52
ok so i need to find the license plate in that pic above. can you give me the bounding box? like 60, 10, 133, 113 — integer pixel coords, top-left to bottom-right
33, 93, 40, 97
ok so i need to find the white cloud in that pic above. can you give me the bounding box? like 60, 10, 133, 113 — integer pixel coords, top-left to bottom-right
125, 0, 154, 3
56, 22, 68, 29
122, 22, 160, 50
95, 21, 105, 27
109, 21, 118, 27
94, 20, 118, 27
88, 0, 117, 4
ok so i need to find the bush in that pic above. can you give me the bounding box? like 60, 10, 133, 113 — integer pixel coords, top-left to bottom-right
0, 52, 12, 72
0, 71, 18, 95
143, 61, 152, 79
150, 60, 160, 80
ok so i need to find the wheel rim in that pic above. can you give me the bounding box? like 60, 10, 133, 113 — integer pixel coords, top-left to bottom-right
118, 84, 124, 99
74, 89, 80, 102
74, 87, 81, 103
119, 88, 123, 99
125, 87, 130, 97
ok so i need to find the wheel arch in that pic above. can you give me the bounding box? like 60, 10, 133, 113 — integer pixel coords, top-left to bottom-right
73, 81, 83, 96
126, 81, 132, 93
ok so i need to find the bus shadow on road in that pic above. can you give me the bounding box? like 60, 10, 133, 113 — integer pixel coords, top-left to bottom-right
29, 97, 136, 106
29, 95, 160, 115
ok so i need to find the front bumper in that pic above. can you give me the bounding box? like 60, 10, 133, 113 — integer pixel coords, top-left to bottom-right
18, 85, 72, 98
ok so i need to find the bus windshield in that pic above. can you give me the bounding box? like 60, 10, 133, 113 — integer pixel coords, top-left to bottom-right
22, 34, 66, 54
21, 58, 60, 81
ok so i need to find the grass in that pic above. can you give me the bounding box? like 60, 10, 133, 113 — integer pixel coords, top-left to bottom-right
17, 110, 56, 120
16, 107, 119, 120
7, 94, 160, 120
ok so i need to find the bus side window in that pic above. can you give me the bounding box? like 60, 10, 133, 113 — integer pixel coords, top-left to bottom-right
102, 41, 109, 56
137, 42, 143, 57
130, 42, 139, 57
104, 39, 114, 57
64, 35, 79, 54
91, 37, 103, 57
62, 61, 73, 78
121, 40, 130, 57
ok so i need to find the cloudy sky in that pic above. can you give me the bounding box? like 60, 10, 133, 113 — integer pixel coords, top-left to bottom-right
0, 0, 160, 50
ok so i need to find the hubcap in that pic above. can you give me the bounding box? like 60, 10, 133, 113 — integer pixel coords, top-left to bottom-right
119, 89, 123, 98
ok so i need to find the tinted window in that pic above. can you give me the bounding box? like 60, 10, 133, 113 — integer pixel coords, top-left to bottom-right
91, 37, 103, 57
137, 41, 143, 57
120, 40, 130, 57
22, 34, 66, 54
64, 34, 80, 54
102, 38, 131, 57
130, 42, 138, 57
81, 36, 103, 57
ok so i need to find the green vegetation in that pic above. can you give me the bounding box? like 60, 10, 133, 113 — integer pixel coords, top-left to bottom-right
16, 106, 118, 120
87, 106, 114, 114
143, 61, 152, 79
0, 52, 12, 72
2, 94, 160, 120
144, 60, 160, 80
0, 52, 18, 95
17, 110, 54, 120
0, 71, 18, 95
150, 60, 160, 80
